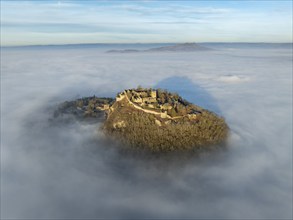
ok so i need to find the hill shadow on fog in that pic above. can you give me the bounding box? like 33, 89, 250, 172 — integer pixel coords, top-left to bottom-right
155, 76, 222, 115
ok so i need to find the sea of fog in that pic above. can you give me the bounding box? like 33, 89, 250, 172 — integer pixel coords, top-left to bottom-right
1, 43, 292, 219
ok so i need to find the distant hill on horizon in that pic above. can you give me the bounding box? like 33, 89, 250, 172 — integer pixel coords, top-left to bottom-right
147, 43, 211, 52
106, 42, 211, 53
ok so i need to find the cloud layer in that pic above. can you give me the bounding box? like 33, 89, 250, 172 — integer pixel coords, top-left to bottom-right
1, 44, 292, 219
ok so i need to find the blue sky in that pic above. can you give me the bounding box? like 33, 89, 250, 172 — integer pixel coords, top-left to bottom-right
1, 0, 292, 46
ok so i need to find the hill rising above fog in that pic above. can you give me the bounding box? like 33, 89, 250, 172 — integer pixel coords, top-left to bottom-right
54, 87, 228, 152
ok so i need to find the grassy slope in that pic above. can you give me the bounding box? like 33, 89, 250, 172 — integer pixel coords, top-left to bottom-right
103, 98, 229, 152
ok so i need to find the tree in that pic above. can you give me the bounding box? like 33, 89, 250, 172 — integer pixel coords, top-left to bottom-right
173, 93, 179, 101
157, 88, 163, 98
76, 100, 84, 108
137, 85, 143, 91
170, 108, 177, 117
